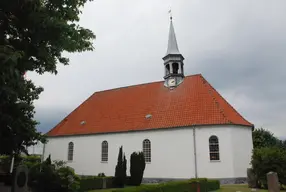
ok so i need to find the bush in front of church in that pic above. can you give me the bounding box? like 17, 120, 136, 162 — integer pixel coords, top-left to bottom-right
114, 146, 127, 188
112, 178, 220, 192
130, 151, 146, 186
251, 146, 286, 188
79, 175, 114, 191
28, 155, 80, 192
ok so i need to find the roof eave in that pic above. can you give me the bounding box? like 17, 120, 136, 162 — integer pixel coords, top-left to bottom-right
46, 123, 254, 138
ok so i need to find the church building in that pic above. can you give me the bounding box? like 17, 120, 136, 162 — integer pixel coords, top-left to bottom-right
43, 17, 254, 184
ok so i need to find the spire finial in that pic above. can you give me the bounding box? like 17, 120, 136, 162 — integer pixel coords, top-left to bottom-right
165, 10, 180, 55
168, 9, 172, 20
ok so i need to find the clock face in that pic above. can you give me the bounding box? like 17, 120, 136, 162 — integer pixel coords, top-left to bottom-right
168, 78, 176, 86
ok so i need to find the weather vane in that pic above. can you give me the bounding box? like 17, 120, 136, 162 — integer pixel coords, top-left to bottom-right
168, 9, 172, 20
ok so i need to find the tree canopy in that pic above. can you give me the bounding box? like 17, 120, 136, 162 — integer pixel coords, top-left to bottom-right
252, 128, 281, 149
0, 0, 95, 155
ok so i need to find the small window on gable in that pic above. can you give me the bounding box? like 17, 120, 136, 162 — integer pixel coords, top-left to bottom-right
101, 141, 108, 162
143, 139, 151, 163
68, 142, 74, 161
173, 63, 179, 74
209, 136, 220, 161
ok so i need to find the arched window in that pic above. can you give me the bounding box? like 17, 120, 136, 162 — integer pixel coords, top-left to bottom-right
68, 142, 74, 161
143, 139, 151, 163
172, 63, 179, 74
209, 136, 220, 161
101, 141, 108, 162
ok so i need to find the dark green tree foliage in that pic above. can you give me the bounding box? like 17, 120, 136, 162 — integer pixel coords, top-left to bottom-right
252, 128, 281, 149
0, 0, 95, 155
114, 146, 126, 188
29, 155, 80, 192
130, 151, 146, 186
123, 153, 127, 180
251, 147, 286, 188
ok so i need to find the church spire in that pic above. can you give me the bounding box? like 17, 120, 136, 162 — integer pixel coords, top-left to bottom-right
163, 14, 185, 88
166, 16, 180, 55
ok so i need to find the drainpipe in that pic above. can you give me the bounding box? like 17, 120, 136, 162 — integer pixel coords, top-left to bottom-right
193, 126, 198, 178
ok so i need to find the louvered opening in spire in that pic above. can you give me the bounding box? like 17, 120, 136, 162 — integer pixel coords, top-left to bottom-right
166, 18, 180, 55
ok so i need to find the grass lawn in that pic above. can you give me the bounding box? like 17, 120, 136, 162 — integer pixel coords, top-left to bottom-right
89, 184, 286, 192
89, 186, 137, 192
219, 184, 286, 192
219, 184, 267, 192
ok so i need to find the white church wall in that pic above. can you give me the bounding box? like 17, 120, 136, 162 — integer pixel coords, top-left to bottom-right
44, 125, 253, 179
44, 127, 196, 179
231, 126, 253, 178
196, 126, 235, 179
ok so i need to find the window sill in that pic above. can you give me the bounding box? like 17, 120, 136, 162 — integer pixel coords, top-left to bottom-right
145, 162, 151, 164
210, 160, 221, 163
101, 161, 108, 163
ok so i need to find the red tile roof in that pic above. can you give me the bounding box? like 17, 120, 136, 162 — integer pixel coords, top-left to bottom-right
47, 74, 253, 137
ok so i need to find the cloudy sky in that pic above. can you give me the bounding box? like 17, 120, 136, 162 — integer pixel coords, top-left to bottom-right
27, 0, 286, 137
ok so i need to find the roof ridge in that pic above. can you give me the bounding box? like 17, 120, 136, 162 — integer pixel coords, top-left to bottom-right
200, 75, 253, 126
91, 74, 202, 95
199, 75, 232, 124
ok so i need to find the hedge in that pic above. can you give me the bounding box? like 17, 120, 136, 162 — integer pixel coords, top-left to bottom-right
79, 176, 114, 192
206, 179, 220, 191
112, 178, 220, 192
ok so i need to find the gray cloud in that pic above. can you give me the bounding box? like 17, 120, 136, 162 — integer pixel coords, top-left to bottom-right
28, 0, 286, 137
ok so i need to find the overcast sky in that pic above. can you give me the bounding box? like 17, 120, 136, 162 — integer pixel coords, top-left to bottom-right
27, 0, 286, 138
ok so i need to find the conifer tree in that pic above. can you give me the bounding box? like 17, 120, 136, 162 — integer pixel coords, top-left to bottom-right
114, 146, 126, 187
123, 153, 127, 180
130, 151, 146, 186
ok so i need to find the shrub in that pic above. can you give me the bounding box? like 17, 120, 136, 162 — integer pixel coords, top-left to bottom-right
53, 160, 67, 169
114, 146, 126, 188
130, 151, 146, 186
79, 176, 114, 191
113, 178, 219, 192
0, 155, 12, 173
29, 155, 80, 192
206, 179, 220, 191
251, 147, 286, 188
80, 176, 103, 191
57, 166, 81, 192
98, 172, 106, 177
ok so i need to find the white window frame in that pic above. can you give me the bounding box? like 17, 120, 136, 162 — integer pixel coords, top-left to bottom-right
209, 135, 220, 161
143, 139, 151, 163
68, 142, 74, 161
101, 140, 108, 163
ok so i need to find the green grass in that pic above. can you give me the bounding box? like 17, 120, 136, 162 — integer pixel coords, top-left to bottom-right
89, 184, 286, 192
218, 184, 267, 192
88, 186, 137, 192
219, 184, 286, 192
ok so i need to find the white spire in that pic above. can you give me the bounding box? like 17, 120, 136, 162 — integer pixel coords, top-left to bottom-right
166, 17, 180, 55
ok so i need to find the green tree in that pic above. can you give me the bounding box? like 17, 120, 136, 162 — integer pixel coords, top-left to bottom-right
130, 151, 146, 186
29, 155, 80, 192
114, 146, 126, 188
123, 153, 127, 180
0, 0, 95, 155
252, 128, 281, 149
251, 147, 286, 188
